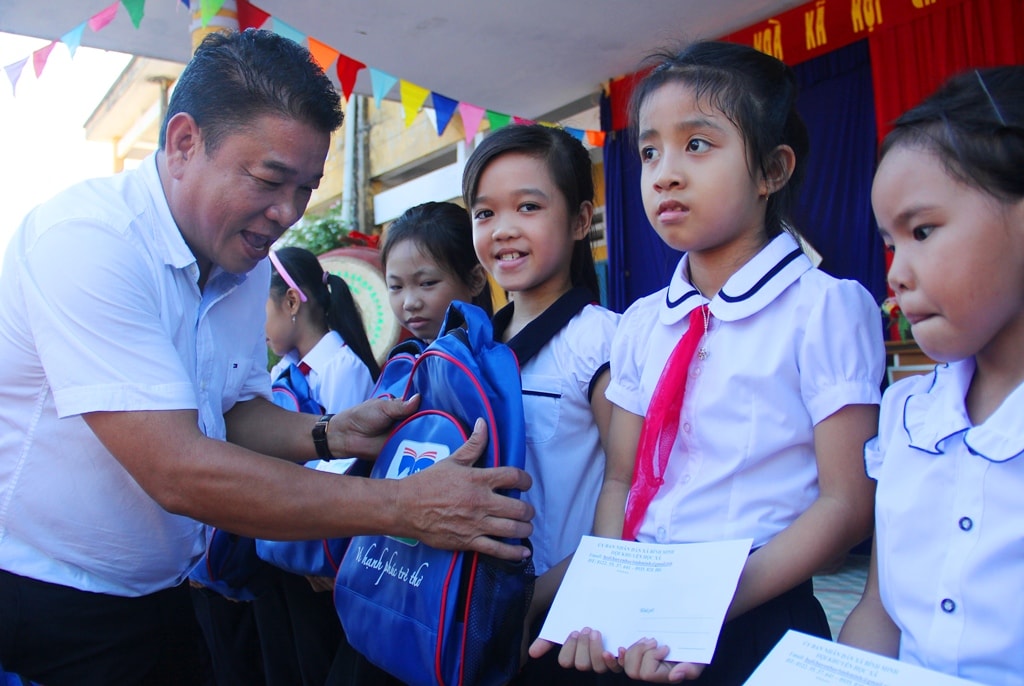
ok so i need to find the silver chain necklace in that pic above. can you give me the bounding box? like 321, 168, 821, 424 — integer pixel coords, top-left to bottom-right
688, 264, 712, 361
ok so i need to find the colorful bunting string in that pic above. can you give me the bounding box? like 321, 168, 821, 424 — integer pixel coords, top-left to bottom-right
2, 0, 606, 146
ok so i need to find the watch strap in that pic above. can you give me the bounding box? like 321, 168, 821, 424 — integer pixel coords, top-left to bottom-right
312, 413, 335, 460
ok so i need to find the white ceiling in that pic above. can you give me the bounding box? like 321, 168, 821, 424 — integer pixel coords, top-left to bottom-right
2, 0, 804, 119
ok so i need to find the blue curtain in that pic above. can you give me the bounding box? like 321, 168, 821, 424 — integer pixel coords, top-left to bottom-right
794, 40, 888, 304
603, 39, 886, 313
603, 127, 682, 312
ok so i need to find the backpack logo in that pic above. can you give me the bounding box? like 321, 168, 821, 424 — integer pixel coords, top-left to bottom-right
386, 440, 450, 480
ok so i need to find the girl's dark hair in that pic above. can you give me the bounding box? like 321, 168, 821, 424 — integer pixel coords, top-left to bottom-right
628, 40, 809, 238
270, 247, 380, 381
380, 202, 493, 316
879, 66, 1024, 203
462, 124, 600, 299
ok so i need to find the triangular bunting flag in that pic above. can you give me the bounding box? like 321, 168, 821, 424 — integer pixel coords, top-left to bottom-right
179, 0, 190, 8
565, 127, 585, 141
61, 23, 87, 58
307, 37, 339, 72
400, 80, 430, 127
422, 107, 437, 132
335, 54, 366, 102
370, 69, 398, 108
271, 18, 306, 46
4, 58, 28, 96
586, 130, 606, 147
237, 0, 271, 30
121, 0, 145, 29
32, 42, 56, 78
486, 110, 511, 132
458, 103, 485, 145
200, 0, 226, 27
431, 93, 458, 137
512, 116, 535, 126
88, 2, 120, 32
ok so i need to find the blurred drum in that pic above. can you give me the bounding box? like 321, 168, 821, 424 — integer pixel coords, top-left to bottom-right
318, 247, 402, 364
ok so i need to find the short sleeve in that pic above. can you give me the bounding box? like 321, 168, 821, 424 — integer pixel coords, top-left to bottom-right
863, 435, 884, 480
798, 278, 885, 425
605, 295, 660, 416
20, 219, 196, 416
564, 305, 619, 400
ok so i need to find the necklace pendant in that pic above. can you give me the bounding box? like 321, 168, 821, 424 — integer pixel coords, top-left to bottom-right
697, 347, 709, 361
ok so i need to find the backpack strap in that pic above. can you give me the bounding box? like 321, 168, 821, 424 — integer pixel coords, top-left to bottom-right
493, 287, 595, 367
271, 364, 324, 415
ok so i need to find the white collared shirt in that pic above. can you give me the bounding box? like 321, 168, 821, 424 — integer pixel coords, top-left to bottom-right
868, 360, 1024, 685
272, 330, 374, 474
0, 154, 271, 596
271, 330, 375, 416
519, 304, 620, 576
607, 232, 883, 547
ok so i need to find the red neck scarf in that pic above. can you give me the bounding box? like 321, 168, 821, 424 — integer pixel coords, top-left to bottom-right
622, 305, 708, 540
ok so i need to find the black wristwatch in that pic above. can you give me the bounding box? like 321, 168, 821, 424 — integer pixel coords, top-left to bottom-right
312, 414, 335, 460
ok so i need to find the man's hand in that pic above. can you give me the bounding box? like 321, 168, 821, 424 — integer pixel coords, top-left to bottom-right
394, 419, 534, 561
329, 395, 420, 460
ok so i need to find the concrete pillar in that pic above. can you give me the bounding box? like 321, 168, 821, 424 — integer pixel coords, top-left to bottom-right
190, 0, 239, 52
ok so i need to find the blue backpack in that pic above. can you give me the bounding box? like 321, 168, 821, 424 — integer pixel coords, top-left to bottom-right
188, 526, 273, 601
334, 301, 534, 686
189, 363, 325, 596
271, 363, 324, 415
254, 342, 427, 578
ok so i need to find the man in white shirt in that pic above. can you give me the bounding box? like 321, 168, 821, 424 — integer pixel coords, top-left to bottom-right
0, 29, 532, 685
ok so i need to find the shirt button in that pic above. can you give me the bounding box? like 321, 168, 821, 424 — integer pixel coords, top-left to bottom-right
958, 516, 973, 531
682, 423, 691, 433
691, 367, 701, 377
656, 527, 667, 542
941, 598, 956, 613
682, 475, 691, 484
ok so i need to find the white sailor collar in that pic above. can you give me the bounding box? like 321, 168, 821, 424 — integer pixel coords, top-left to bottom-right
660, 232, 811, 325
903, 357, 1024, 463
301, 330, 347, 374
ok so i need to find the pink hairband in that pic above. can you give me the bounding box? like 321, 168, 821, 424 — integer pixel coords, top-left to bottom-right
268, 250, 308, 302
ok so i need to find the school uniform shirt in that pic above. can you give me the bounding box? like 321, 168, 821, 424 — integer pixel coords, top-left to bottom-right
0, 154, 271, 597
272, 331, 373, 474
867, 359, 1024, 685
497, 292, 620, 576
271, 330, 375, 417
607, 232, 883, 548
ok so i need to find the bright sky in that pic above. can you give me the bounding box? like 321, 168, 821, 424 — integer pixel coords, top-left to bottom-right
0, 32, 132, 269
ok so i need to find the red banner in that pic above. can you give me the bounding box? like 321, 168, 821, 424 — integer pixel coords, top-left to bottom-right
721, 0, 970, 66
609, 0, 970, 130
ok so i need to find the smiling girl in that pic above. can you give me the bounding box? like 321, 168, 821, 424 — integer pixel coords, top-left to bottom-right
464, 124, 620, 684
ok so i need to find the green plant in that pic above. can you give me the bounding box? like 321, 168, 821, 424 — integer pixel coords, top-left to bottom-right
277, 202, 351, 255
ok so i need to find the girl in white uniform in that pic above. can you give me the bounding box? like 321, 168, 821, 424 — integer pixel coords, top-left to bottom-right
538, 41, 884, 685
339, 202, 491, 686
839, 67, 1024, 686
261, 246, 381, 686
381, 201, 492, 344
266, 246, 379, 417
463, 124, 620, 685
